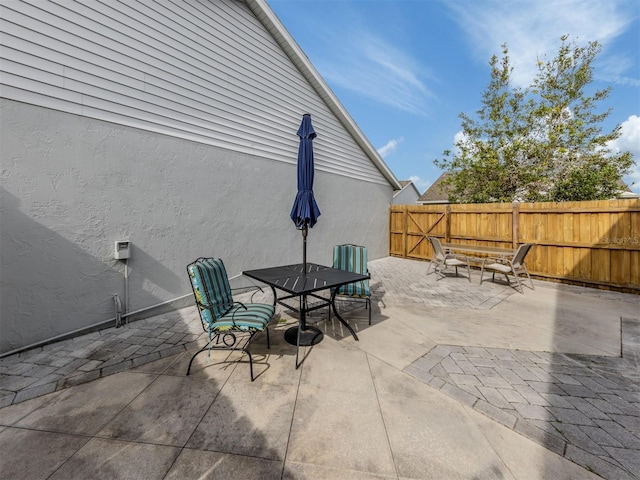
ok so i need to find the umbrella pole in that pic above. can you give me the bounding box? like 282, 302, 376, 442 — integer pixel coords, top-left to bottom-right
302, 223, 308, 272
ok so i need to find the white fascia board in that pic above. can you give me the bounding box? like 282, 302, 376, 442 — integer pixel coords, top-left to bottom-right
393, 181, 420, 198
393, 182, 409, 197
245, 0, 401, 191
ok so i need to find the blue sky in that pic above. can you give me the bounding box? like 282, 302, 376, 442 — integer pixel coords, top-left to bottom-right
268, 0, 640, 194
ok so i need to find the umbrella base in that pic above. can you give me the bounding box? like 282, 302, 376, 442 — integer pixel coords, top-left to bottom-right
284, 325, 324, 346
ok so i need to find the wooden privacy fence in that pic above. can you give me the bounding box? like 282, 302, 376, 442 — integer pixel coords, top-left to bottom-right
390, 199, 640, 292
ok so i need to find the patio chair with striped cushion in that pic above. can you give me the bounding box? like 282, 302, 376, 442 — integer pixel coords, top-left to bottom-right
186, 258, 275, 381
332, 244, 372, 325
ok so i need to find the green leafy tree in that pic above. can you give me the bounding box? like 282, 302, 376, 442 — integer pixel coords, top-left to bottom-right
435, 36, 634, 203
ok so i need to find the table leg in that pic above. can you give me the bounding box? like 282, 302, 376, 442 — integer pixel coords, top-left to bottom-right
284, 294, 323, 345
283, 294, 324, 369
268, 285, 277, 306
330, 288, 359, 341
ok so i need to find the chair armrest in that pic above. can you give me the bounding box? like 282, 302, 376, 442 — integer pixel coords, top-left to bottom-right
446, 253, 468, 262
230, 285, 264, 302
229, 273, 263, 291
218, 302, 246, 316
481, 256, 505, 266
228, 273, 267, 302
194, 301, 243, 330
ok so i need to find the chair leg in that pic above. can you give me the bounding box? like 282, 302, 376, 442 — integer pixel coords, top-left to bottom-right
266, 325, 270, 349
511, 267, 536, 293
295, 323, 301, 369
187, 331, 264, 381
367, 297, 371, 325
249, 327, 273, 380
433, 260, 443, 276
511, 268, 524, 293
186, 343, 210, 375
523, 267, 535, 290
435, 262, 445, 280
246, 348, 255, 381
465, 259, 471, 282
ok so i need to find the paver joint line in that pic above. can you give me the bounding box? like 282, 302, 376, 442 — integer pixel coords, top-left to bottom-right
0, 256, 638, 479
405, 340, 640, 479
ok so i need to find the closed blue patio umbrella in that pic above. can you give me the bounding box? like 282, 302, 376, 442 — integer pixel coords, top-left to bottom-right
290, 114, 321, 272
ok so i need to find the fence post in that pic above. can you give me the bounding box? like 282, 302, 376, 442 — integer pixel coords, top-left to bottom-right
445, 204, 451, 243
403, 205, 408, 258
512, 202, 520, 248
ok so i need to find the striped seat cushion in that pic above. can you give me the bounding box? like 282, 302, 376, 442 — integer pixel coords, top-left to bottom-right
212, 303, 275, 332
337, 280, 369, 297
333, 244, 370, 297
187, 258, 273, 333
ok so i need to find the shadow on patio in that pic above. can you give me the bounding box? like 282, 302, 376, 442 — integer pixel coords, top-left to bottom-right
0, 256, 638, 479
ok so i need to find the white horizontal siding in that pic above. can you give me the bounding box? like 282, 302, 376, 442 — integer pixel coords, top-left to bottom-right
0, 0, 388, 185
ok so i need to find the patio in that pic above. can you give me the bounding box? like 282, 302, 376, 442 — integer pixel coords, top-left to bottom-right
0, 256, 638, 479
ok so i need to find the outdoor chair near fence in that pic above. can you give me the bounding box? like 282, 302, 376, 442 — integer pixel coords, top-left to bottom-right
427, 236, 471, 282
480, 243, 535, 293
186, 257, 275, 381
332, 244, 372, 325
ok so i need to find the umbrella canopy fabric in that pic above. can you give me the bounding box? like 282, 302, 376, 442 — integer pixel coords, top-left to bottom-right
290, 114, 321, 229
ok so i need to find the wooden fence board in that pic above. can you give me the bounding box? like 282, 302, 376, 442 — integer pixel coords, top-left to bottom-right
631, 251, 640, 286
390, 199, 640, 292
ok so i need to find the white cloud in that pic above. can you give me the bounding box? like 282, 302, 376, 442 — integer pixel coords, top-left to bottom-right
453, 130, 467, 144
608, 115, 640, 192
596, 54, 640, 87
377, 137, 404, 157
446, 0, 635, 87
408, 175, 432, 192
625, 170, 640, 194
313, 28, 434, 115
452, 130, 469, 156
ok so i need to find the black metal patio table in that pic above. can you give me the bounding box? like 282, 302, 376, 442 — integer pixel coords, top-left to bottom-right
243, 263, 369, 367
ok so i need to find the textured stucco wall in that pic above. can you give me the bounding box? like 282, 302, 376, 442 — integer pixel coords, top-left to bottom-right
0, 100, 392, 353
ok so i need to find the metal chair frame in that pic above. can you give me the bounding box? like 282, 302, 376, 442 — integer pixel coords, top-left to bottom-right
331, 244, 372, 325
480, 243, 535, 293
186, 258, 274, 381
427, 236, 471, 282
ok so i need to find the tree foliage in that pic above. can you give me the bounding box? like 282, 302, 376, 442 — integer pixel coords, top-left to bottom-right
435, 36, 634, 203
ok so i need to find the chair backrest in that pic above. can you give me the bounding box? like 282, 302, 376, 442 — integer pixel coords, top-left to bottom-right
187, 258, 234, 325
512, 243, 534, 268
333, 244, 369, 296
428, 236, 446, 260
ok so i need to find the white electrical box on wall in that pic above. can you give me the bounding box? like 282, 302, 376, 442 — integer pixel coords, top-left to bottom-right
114, 241, 131, 260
